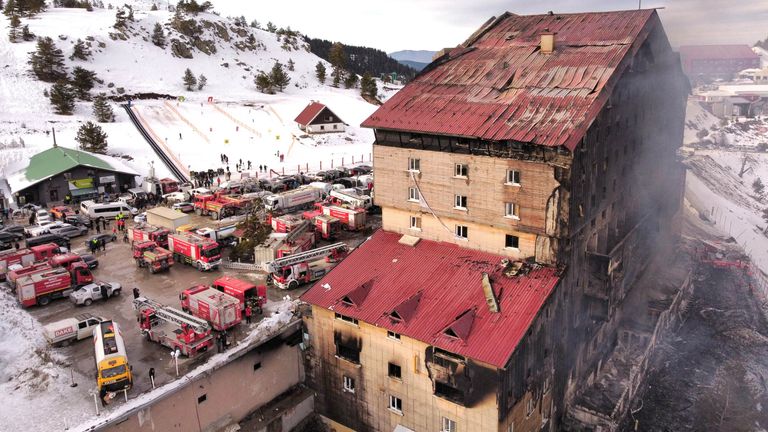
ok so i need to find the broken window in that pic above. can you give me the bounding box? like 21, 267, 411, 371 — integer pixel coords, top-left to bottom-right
387, 331, 401, 340
334, 312, 358, 325
505, 235, 519, 249
388, 362, 402, 379
335, 336, 361, 364
441, 417, 457, 432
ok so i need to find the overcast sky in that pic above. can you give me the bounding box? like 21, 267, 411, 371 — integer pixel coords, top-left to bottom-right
208, 0, 767, 53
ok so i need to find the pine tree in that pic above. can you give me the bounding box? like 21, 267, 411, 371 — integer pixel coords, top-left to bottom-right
182, 67, 197, 90
250, 19, 259, 29
270, 61, 290, 92
21, 24, 32, 40
329, 42, 346, 87
113, 6, 126, 29
49, 82, 75, 115
0, 0, 4, 10
150, 2, 157, 10
151, 22, 165, 47
197, 73, 207, 90
254, 72, 271, 93
29, 36, 67, 82
344, 72, 358, 89
265, 21, 276, 32
76, 121, 108, 154
3, 0, 14, 16
70, 38, 91, 60
8, 13, 20, 42
70, 66, 97, 99
92, 93, 115, 122
360, 72, 377, 99
315, 61, 326, 84
85, 1, 92, 11
287, 58, 295, 71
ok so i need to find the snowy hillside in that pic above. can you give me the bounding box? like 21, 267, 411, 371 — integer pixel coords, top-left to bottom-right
0, 1, 381, 196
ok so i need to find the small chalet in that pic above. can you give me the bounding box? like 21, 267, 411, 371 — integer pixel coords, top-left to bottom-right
294, 102, 345, 134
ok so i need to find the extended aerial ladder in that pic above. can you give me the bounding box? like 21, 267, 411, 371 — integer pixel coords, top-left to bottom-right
264, 242, 347, 273
133, 296, 211, 334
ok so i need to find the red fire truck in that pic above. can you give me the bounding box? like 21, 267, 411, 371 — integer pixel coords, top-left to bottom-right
167, 231, 221, 271
312, 214, 342, 240
321, 205, 366, 231
16, 263, 93, 307
128, 225, 170, 248
211, 276, 267, 313
133, 296, 213, 357
179, 286, 242, 331
269, 214, 305, 233
266, 243, 347, 290
0, 243, 65, 281
133, 241, 174, 273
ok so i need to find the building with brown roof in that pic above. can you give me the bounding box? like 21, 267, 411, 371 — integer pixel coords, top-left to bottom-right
679, 44, 760, 82
294, 101, 346, 134
302, 8, 687, 432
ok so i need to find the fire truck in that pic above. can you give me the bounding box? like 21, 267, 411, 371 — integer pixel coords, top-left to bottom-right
0, 243, 65, 280
128, 225, 170, 248
269, 214, 306, 233
308, 214, 341, 240
266, 243, 347, 290
167, 231, 221, 271
180, 286, 242, 331
276, 220, 316, 258
321, 204, 367, 231
329, 189, 372, 210
211, 276, 267, 313
93, 320, 133, 403
16, 263, 93, 307
133, 296, 214, 357
133, 241, 174, 273
263, 186, 323, 214
193, 193, 248, 220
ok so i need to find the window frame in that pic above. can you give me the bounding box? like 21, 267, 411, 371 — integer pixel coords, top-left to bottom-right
388, 394, 403, 414
454, 163, 468, 178
505, 234, 520, 250
506, 169, 521, 186
407, 158, 420, 172
454, 195, 468, 210
388, 362, 402, 380
441, 417, 457, 432
387, 330, 401, 341
504, 202, 520, 220
408, 187, 420, 202
409, 215, 421, 231
343, 375, 355, 393
455, 225, 468, 240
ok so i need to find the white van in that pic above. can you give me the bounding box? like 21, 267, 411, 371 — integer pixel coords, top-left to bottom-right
43, 313, 105, 347
80, 200, 138, 219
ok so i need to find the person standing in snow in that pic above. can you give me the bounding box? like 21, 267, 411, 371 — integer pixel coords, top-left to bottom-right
245, 305, 252, 324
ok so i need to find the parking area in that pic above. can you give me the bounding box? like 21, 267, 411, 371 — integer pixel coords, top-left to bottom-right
12, 209, 380, 397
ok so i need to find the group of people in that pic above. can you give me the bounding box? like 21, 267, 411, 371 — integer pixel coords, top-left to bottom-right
88, 236, 107, 253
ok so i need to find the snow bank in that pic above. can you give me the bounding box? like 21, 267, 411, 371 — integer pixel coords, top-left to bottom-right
0, 289, 93, 431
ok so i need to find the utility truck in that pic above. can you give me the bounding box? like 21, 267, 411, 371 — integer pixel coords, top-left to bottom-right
133, 296, 213, 357
263, 186, 323, 214
180, 286, 242, 331
266, 243, 347, 290
167, 231, 221, 271
44, 313, 104, 347
133, 241, 174, 273
93, 320, 133, 401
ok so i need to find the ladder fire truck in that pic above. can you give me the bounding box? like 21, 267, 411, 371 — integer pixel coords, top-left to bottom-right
265, 242, 348, 290
133, 296, 214, 357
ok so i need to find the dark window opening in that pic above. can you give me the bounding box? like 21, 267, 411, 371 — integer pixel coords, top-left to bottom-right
198, 394, 207, 404
505, 235, 519, 249
388, 362, 402, 379
336, 343, 360, 364
435, 381, 465, 404
253, 362, 261, 371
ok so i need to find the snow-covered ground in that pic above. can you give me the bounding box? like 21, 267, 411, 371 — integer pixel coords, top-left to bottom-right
683, 99, 768, 274
0, 288, 93, 431
0, 3, 382, 203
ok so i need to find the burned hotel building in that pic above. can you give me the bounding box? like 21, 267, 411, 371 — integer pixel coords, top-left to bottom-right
301, 9, 687, 432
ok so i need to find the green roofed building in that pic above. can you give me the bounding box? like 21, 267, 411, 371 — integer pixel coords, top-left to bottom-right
4, 146, 139, 207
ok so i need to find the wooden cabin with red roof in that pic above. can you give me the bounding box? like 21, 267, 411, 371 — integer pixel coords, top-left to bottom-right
294, 101, 346, 134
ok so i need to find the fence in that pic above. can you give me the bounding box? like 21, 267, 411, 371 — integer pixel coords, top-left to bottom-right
221, 259, 262, 272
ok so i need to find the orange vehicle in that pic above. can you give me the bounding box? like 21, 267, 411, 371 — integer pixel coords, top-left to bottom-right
193, 193, 248, 220
133, 241, 174, 273
50, 205, 76, 220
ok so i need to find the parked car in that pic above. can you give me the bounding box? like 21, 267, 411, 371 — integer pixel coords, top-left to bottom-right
26, 221, 64, 237
43, 313, 105, 347
79, 253, 99, 269
134, 212, 147, 224
350, 164, 372, 175
49, 224, 88, 239
1, 224, 26, 236
0, 230, 24, 243
162, 191, 188, 203
50, 206, 75, 220
35, 209, 52, 224
64, 214, 93, 229
70, 281, 122, 306
172, 202, 195, 213
88, 233, 117, 246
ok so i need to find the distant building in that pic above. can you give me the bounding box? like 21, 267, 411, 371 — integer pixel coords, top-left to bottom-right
294, 102, 345, 134
679, 45, 760, 82
4, 146, 138, 207
304, 8, 687, 432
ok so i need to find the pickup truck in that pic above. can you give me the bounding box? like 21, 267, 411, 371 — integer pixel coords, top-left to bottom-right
43, 313, 105, 347
70, 282, 122, 306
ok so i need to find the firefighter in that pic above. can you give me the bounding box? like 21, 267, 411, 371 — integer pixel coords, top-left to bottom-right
245, 305, 252, 324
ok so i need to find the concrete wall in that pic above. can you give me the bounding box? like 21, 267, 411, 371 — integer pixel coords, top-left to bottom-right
307, 123, 345, 134
99, 328, 304, 432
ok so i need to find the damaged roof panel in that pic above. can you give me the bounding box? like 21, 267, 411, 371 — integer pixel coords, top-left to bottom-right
301, 230, 560, 368
361, 9, 658, 150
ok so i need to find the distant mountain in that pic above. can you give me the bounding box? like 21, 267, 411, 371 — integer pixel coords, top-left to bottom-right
306, 38, 417, 80
389, 50, 437, 63
398, 60, 429, 71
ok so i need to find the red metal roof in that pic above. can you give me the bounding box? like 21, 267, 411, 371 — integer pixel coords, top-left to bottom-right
362, 10, 659, 150
679, 45, 759, 61
301, 230, 560, 368
294, 102, 327, 126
